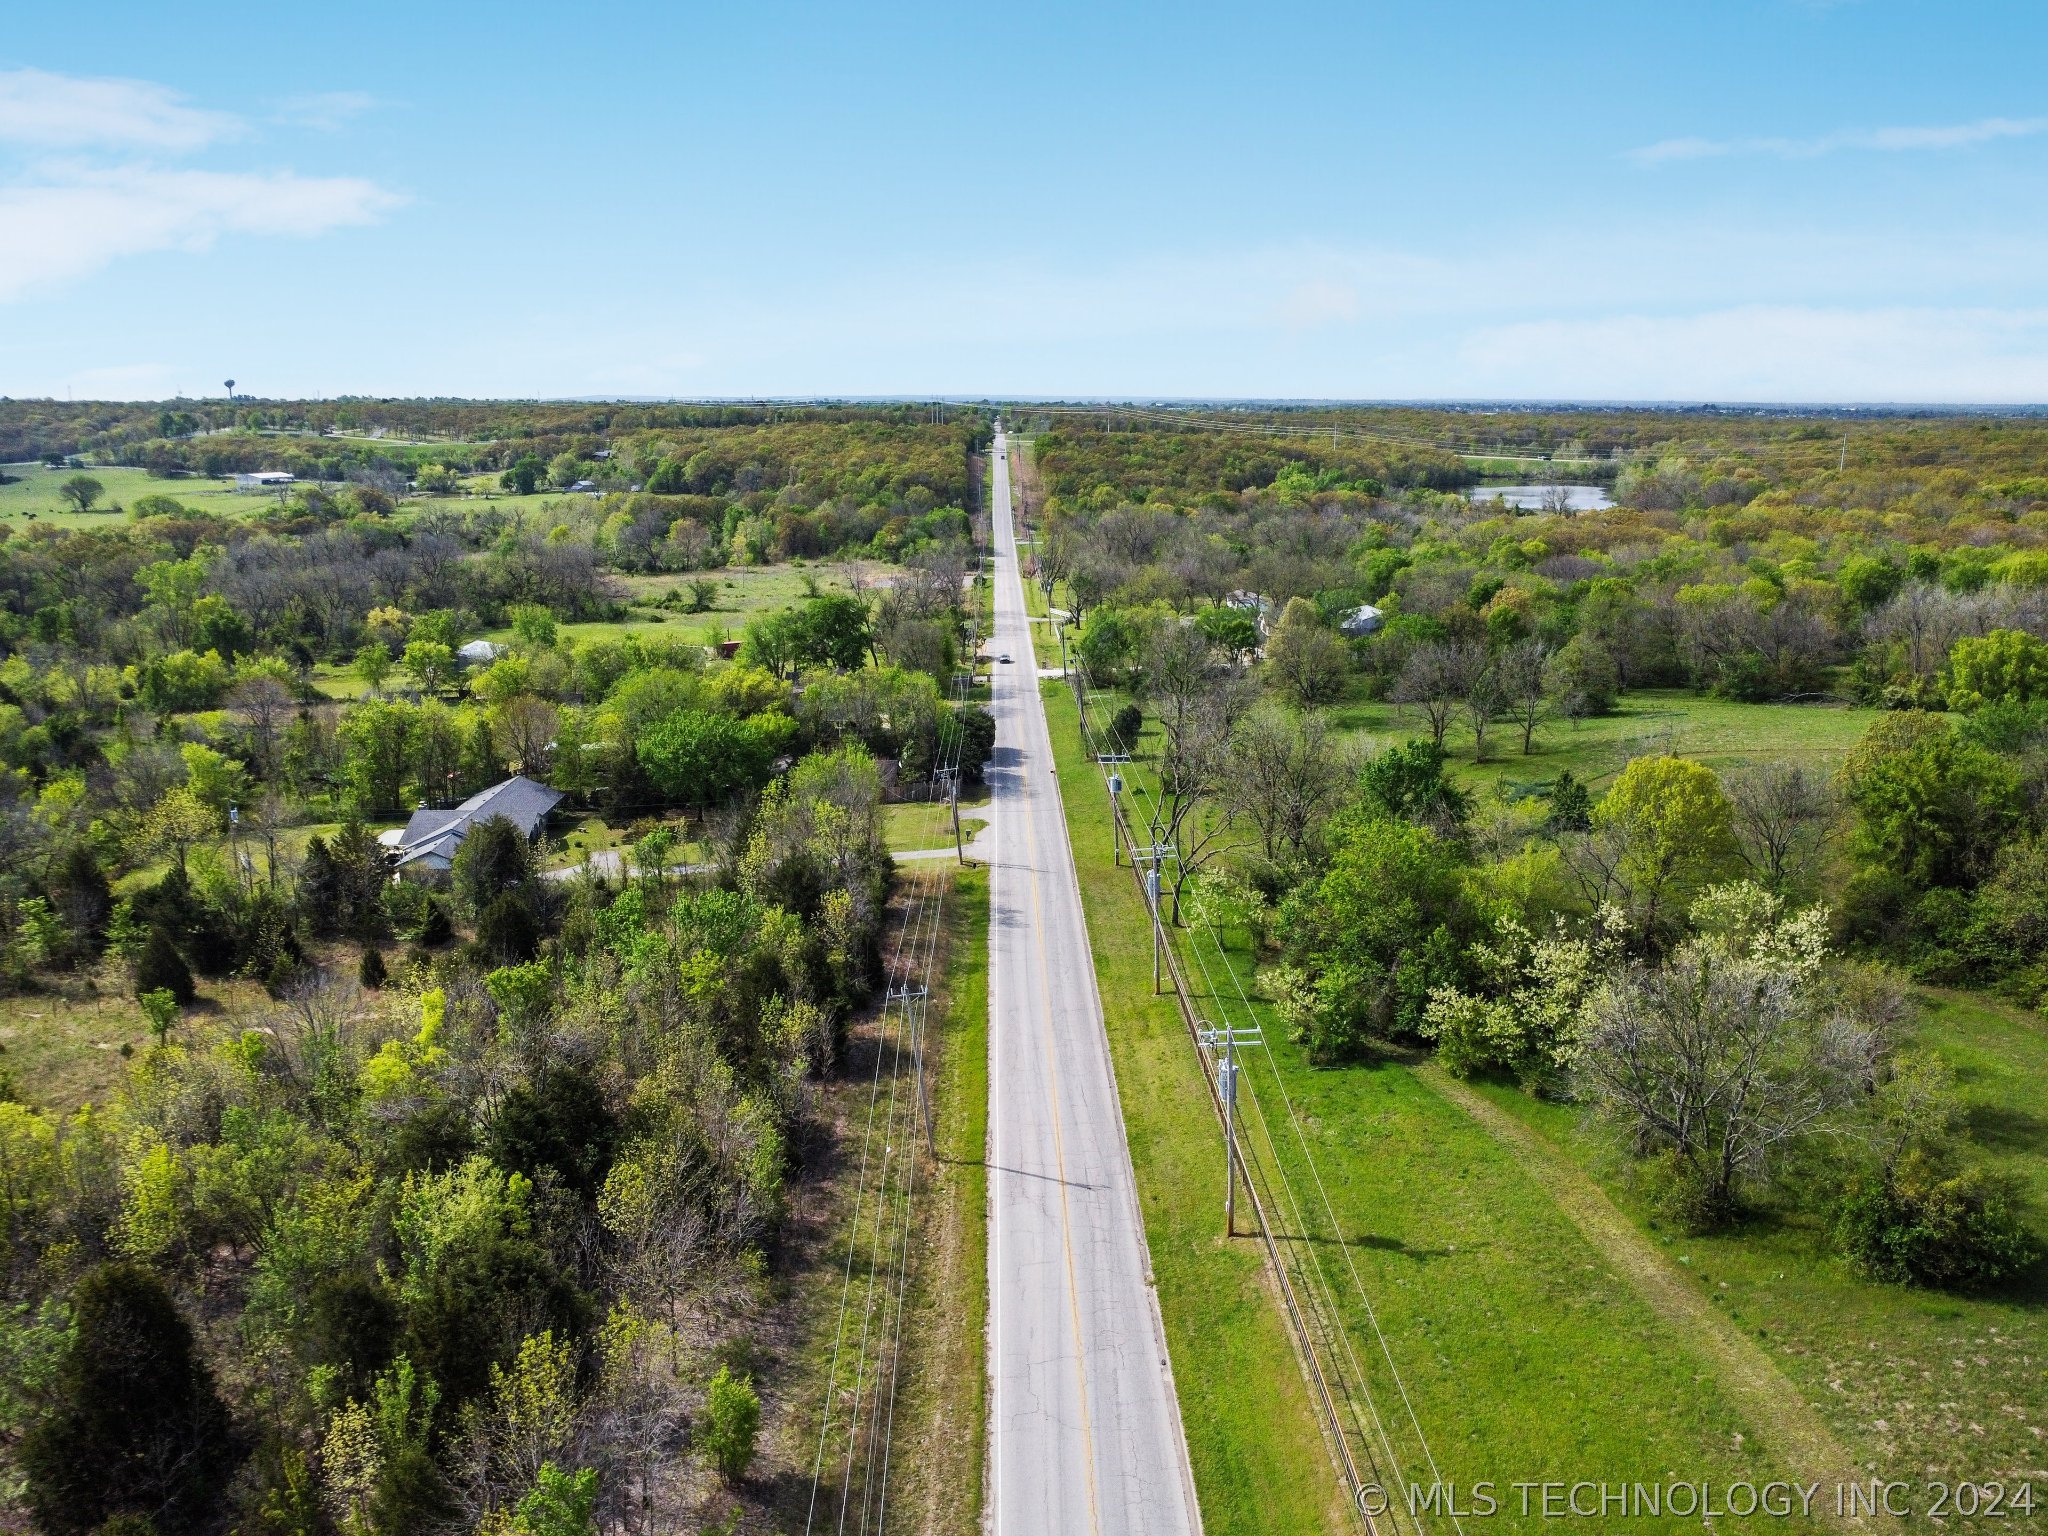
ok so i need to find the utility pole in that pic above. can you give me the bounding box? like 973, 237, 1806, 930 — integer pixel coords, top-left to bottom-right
1146, 864, 1162, 991
891, 980, 937, 1156
1200, 1019, 1263, 1237
1134, 841, 1177, 993
1108, 771, 1123, 864
938, 766, 964, 864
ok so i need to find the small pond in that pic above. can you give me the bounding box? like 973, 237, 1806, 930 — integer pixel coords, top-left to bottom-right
1464, 483, 1614, 512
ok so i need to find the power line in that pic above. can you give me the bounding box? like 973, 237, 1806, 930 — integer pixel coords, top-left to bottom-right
1065, 624, 1467, 1535
805, 489, 982, 1536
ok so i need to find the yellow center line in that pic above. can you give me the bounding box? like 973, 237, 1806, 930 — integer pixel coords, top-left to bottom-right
1011, 513, 1104, 1536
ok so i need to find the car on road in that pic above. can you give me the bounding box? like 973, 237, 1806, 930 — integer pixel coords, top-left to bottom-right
998, 653, 1012, 663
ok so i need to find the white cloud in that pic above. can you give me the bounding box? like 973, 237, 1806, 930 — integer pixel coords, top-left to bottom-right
1270, 278, 1362, 331
1631, 114, 2048, 165
272, 90, 376, 132
1453, 306, 2048, 401
617, 235, 2048, 400
0, 69, 401, 302
0, 166, 404, 300
0, 67, 240, 151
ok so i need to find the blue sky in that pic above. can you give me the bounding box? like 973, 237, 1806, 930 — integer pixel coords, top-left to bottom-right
5, 1, 2048, 402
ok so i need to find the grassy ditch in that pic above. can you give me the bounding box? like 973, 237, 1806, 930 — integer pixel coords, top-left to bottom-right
1046, 679, 1827, 1533
1043, 678, 1367, 1536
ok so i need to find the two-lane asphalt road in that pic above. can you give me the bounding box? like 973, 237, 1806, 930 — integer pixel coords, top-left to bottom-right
985, 427, 1203, 1536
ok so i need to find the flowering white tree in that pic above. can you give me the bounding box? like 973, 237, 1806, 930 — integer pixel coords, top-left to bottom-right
1422, 905, 1626, 1088
1575, 884, 1886, 1225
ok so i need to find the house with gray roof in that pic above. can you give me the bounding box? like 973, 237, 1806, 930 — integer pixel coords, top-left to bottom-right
381, 774, 564, 874
1339, 603, 1384, 637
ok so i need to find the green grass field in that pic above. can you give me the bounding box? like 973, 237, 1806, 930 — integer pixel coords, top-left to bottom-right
1042, 680, 1357, 1536
882, 795, 988, 855
1466, 982, 2048, 1499
877, 865, 991, 1536
0, 955, 348, 1114
1328, 687, 1884, 799
768, 863, 989, 1534
0, 462, 259, 527
1045, 681, 1808, 1532
1062, 661, 2048, 1526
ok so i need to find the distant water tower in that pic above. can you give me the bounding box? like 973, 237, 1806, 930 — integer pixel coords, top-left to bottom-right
224, 379, 235, 401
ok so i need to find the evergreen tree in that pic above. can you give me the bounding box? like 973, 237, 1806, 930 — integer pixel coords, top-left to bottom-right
48, 842, 112, 964
21, 1265, 236, 1534
1546, 769, 1593, 833
297, 834, 343, 936
452, 816, 536, 919
134, 926, 194, 1006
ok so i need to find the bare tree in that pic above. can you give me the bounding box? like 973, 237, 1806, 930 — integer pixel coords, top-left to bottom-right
1577, 923, 1882, 1225
1136, 621, 1249, 919
1496, 638, 1552, 754
491, 694, 561, 776
1724, 761, 1836, 896
1464, 653, 1504, 762
895, 543, 968, 621
1224, 704, 1353, 871
1263, 597, 1349, 707
1391, 640, 1482, 751
1036, 523, 1074, 613
229, 673, 296, 781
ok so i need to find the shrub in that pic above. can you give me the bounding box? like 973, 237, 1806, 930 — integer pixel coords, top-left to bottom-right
1638, 1147, 1728, 1235
1834, 1157, 2040, 1289
417, 898, 455, 948
138, 990, 180, 1048
510, 1463, 598, 1536
699, 1365, 760, 1483
359, 947, 388, 989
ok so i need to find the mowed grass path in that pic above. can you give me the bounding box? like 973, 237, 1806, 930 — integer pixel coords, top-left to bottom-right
1465, 988, 2048, 1506
1045, 681, 1819, 1534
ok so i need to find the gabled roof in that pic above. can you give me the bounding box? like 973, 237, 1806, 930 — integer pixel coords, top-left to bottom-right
392, 775, 564, 867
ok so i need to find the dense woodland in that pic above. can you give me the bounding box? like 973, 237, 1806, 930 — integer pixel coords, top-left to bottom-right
0, 405, 992, 1534
2, 396, 2047, 1531
1031, 411, 2048, 1284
